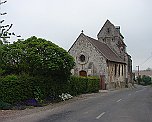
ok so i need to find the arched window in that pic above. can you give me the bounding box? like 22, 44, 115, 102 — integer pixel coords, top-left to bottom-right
79, 54, 85, 62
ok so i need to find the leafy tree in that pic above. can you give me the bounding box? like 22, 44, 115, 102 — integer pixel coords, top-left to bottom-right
142, 75, 151, 85
137, 75, 152, 86
0, 0, 21, 44
1, 36, 75, 81
0, 40, 5, 76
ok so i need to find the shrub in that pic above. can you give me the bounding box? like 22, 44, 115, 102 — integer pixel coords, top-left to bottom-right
68, 76, 99, 96
0, 75, 34, 104
1, 36, 75, 82
137, 75, 152, 86
142, 75, 152, 85
0, 101, 12, 110
0, 75, 99, 105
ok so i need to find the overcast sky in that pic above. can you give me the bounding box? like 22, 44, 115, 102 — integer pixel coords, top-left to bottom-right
1, 0, 152, 70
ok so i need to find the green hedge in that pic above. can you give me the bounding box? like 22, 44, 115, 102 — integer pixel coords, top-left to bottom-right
69, 76, 99, 95
0, 75, 34, 103
0, 75, 99, 104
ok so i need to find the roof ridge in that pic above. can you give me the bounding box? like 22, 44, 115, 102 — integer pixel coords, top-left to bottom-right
84, 35, 110, 60
97, 19, 113, 38
68, 32, 85, 52
84, 35, 125, 63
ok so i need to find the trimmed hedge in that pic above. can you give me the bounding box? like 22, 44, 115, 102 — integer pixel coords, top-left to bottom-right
0, 101, 12, 110
0, 75, 34, 103
69, 76, 99, 95
0, 75, 99, 104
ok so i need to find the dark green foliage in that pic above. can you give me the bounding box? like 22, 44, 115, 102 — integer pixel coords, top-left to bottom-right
69, 76, 99, 95
0, 75, 34, 103
0, 36, 99, 108
137, 75, 152, 86
142, 75, 152, 85
0, 75, 99, 105
0, 42, 5, 76
0, 101, 12, 110
0, 40, 3, 45
1, 36, 75, 81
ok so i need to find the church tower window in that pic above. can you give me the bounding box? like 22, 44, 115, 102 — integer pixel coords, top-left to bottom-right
107, 28, 110, 33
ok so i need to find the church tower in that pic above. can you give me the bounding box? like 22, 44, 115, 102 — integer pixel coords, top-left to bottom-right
97, 20, 126, 61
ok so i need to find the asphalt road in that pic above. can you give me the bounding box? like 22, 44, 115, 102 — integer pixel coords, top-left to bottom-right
5, 85, 152, 122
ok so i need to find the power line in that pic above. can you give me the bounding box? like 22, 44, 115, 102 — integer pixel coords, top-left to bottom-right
140, 53, 152, 66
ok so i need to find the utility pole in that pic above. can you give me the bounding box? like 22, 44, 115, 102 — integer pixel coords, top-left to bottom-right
136, 65, 140, 84
136, 65, 139, 77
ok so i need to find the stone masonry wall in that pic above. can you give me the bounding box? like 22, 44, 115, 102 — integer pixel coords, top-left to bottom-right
69, 34, 108, 83
97, 20, 126, 61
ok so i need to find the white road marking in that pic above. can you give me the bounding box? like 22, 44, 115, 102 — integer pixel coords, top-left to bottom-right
116, 99, 122, 102
84, 111, 89, 114
96, 112, 105, 119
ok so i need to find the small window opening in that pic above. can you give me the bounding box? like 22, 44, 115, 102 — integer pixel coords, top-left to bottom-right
107, 28, 110, 33
79, 55, 85, 62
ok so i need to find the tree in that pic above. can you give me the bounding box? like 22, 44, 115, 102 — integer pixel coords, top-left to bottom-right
0, 0, 21, 44
142, 75, 151, 85
137, 75, 152, 86
1, 36, 75, 81
146, 67, 152, 71
0, 40, 5, 76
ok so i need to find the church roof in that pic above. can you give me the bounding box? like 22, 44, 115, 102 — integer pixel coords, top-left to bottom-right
83, 34, 126, 64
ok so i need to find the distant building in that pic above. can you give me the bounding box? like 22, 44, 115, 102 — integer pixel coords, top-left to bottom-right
69, 20, 132, 89
134, 70, 152, 79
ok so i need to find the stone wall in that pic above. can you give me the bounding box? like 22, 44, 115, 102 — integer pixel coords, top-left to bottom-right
69, 20, 132, 89
107, 61, 126, 89
69, 34, 108, 82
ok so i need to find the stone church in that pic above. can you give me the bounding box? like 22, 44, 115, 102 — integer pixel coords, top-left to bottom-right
68, 20, 132, 89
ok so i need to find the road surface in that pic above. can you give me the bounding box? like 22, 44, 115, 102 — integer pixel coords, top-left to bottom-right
4, 85, 152, 122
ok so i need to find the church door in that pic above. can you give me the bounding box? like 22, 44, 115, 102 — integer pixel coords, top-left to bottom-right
79, 70, 87, 77
100, 75, 105, 90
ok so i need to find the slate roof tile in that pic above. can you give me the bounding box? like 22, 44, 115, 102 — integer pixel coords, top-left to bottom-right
83, 34, 125, 64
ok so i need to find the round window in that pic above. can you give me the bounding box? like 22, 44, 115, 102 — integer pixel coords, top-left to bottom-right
79, 55, 85, 62
77, 52, 89, 64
